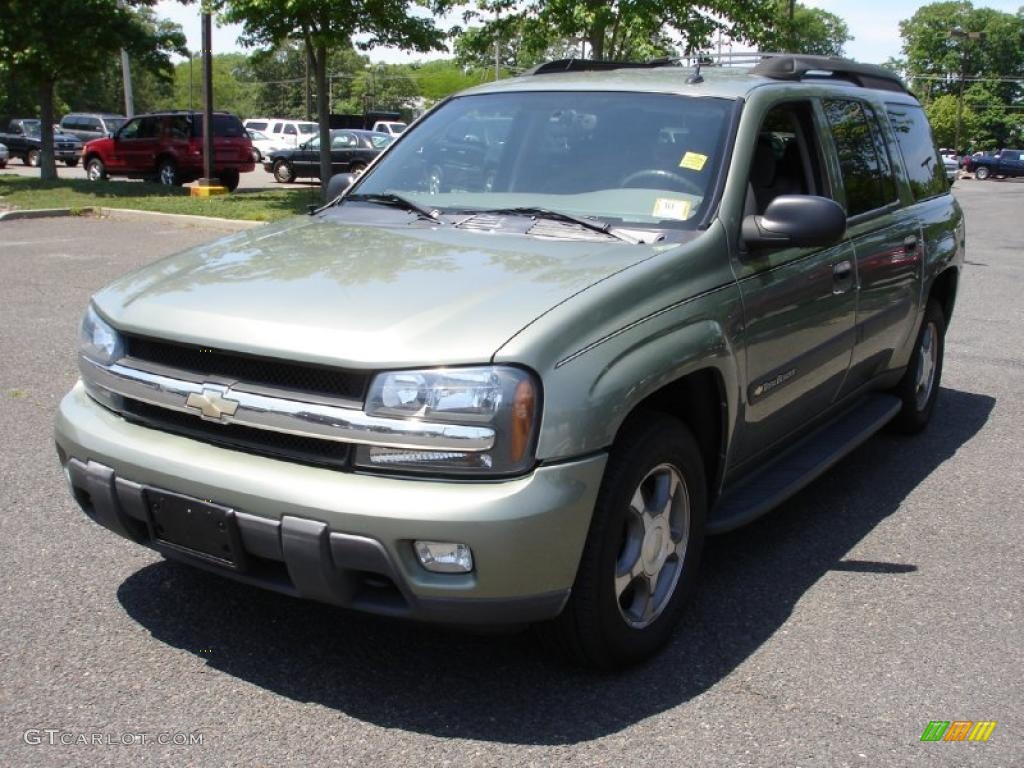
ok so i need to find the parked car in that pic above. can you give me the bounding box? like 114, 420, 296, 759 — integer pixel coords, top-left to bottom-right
963, 148, 1024, 180
57, 55, 963, 669
243, 118, 318, 148
0, 142, 8, 168
246, 129, 287, 163
60, 113, 127, 143
0, 119, 83, 166
265, 129, 392, 182
942, 154, 958, 184
372, 120, 407, 137
81, 111, 255, 191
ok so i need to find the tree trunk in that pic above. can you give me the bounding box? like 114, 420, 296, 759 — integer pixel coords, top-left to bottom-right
588, 22, 607, 60
39, 78, 57, 181
312, 42, 332, 196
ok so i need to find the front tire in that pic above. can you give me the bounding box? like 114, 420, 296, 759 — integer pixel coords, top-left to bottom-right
546, 412, 706, 669
26, 149, 40, 167
975, 166, 990, 180
890, 299, 946, 434
85, 157, 107, 181
273, 159, 295, 183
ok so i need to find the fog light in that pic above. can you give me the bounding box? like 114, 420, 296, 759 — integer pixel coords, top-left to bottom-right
414, 541, 473, 573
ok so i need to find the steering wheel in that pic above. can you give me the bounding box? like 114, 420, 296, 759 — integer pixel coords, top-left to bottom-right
620, 168, 702, 195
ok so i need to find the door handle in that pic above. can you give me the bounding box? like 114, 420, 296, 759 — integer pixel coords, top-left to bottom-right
832, 260, 854, 294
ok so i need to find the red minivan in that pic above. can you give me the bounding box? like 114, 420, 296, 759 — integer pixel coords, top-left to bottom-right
82, 111, 255, 191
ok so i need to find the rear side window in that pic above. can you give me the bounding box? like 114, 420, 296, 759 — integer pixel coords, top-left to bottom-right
190, 115, 247, 138
284, 125, 297, 136
885, 104, 947, 201
823, 99, 897, 217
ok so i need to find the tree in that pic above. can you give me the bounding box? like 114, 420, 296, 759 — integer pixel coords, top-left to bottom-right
0, 0, 184, 179
758, 0, 853, 56
217, 0, 444, 191
452, 0, 775, 65
899, 2, 1024, 105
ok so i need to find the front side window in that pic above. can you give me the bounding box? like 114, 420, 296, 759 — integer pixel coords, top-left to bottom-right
885, 104, 946, 201
823, 99, 895, 217
136, 117, 161, 139
117, 118, 140, 140
352, 91, 734, 228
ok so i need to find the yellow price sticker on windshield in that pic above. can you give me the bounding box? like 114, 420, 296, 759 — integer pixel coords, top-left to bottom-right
679, 152, 708, 171
652, 197, 692, 221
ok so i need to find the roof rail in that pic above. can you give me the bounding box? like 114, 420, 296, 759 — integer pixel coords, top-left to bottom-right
750, 54, 908, 93
524, 58, 679, 76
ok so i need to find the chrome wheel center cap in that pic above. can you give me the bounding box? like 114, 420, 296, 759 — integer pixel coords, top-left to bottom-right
641, 518, 670, 575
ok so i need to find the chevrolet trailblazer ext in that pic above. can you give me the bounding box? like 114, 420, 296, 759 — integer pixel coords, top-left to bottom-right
56, 55, 963, 669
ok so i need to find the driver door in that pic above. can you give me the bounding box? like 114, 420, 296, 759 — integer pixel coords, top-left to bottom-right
730, 100, 857, 467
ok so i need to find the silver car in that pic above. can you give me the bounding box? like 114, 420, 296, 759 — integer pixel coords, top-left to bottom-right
0, 142, 8, 168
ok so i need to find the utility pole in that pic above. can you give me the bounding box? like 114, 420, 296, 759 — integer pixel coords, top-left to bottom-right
495, 39, 500, 80
194, 6, 224, 194
121, 50, 134, 117
305, 45, 313, 121
948, 28, 987, 153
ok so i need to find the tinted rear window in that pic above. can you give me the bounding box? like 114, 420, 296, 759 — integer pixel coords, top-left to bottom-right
191, 115, 247, 138
885, 104, 947, 201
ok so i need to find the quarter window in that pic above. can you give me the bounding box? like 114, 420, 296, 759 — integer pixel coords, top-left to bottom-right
823, 99, 896, 216
885, 104, 946, 201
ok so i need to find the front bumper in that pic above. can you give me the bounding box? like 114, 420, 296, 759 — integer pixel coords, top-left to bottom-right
55, 383, 606, 624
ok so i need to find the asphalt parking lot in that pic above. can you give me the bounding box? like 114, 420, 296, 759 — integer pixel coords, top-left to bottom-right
0, 181, 1021, 767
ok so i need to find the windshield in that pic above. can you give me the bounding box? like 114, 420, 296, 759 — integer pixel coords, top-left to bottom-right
353, 91, 733, 228
105, 118, 126, 133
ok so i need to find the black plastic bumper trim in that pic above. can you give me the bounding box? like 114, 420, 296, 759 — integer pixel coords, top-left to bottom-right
62, 455, 569, 625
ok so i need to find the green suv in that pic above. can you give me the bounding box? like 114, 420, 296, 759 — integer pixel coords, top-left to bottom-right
55, 55, 964, 668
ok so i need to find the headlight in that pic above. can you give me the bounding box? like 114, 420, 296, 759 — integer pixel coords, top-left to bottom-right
78, 304, 124, 365
355, 366, 540, 476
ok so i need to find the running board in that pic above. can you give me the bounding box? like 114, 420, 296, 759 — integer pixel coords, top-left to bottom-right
707, 393, 902, 534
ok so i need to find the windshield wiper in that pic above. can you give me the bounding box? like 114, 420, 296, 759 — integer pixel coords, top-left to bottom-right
346, 192, 441, 222
462, 206, 642, 244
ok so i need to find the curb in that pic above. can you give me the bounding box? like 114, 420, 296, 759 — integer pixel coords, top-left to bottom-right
0, 206, 267, 230
0, 207, 93, 221
96, 207, 266, 230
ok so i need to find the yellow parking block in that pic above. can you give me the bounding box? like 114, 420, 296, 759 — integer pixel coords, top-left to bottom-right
190, 185, 228, 197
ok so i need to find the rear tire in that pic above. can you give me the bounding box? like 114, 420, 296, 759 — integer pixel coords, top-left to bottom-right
273, 159, 295, 183
544, 412, 706, 669
890, 299, 945, 434
975, 166, 990, 180
219, 169, 240, 192
85, 157, 107, 181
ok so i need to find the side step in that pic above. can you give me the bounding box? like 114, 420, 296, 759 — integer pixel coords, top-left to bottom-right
707, 393, 902, 534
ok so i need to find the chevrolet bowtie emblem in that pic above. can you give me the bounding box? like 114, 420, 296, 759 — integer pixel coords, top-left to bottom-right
185, 387, 240, 421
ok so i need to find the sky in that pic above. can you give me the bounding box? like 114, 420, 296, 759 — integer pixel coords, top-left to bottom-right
154, 0, 1024, 67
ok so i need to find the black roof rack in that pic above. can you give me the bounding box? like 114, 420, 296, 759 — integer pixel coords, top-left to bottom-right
525, 58, 678, 76
750, 55, 908, 93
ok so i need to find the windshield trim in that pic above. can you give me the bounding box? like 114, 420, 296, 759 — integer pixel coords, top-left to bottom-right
344, 90, 737, 232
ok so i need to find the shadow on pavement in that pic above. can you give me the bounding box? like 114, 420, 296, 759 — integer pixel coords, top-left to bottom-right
117, 387, 993, 745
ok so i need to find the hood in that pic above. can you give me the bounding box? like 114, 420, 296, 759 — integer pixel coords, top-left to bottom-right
93, 216, 663, 369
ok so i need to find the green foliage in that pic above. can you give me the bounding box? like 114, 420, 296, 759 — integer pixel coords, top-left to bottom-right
899, 2, 1024, 151
758, 0, 853, 56
451, 0, 775, 66
215, 0, 444, 189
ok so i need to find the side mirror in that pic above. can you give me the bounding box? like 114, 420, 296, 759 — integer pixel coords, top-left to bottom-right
325, 172, 356, 202
742, 195, 846, 251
